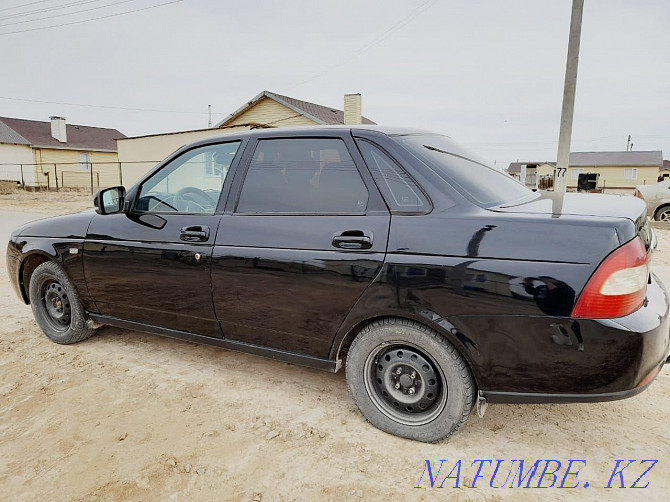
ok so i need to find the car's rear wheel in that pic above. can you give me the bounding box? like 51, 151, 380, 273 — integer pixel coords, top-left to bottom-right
345, 318, 474, 442
654, 206, 670, 221
29, 261, 96, 344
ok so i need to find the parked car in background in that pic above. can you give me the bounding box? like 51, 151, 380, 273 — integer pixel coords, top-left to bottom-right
7, 126, 670, 442
636, 180, 670, 221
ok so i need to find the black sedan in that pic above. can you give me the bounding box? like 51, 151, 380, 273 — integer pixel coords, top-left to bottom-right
6, 126, 670, 442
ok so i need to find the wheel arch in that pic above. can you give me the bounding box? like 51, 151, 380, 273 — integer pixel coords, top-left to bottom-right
19, 251, 57, 304
332, 313, 483, 390
654, 203, 670, 220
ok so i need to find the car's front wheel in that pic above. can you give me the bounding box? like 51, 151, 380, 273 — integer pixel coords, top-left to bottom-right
29, 261, 97, 344
345, 318, 474, 442
654, 206, 670, 222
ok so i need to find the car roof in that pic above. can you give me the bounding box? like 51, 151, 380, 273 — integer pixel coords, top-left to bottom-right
184, 125, 446, 149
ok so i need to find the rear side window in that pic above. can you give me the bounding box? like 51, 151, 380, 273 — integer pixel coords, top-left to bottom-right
357, 140, 429, 213
236, 138, 368, 214
396, 134, 533, 208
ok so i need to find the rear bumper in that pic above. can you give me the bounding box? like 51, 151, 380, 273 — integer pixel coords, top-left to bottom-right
453, 273, 670, 403
483, 381, 655, 404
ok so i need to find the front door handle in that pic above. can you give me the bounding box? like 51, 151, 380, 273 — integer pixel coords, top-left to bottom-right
180, 225, 210, 242
332, 230, 373, 250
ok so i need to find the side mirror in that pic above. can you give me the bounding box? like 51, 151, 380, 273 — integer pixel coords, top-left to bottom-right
94, 186, 126, 215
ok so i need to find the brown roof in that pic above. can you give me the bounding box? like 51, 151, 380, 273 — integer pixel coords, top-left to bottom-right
267, 91, 376, 125
569, 151, 662, 167
216, 90, 376, 127
508, 151, 664, 172
0, 116, 125, 151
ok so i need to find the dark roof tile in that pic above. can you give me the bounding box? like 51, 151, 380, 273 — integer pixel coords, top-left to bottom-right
0, 117, 125, 151
569, 151, 662, 167
268, 91, 376, 125
216, 90, 376, 127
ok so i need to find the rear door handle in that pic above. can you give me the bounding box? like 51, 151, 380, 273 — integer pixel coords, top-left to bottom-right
332, 230, 373, 250
180, 225, 210, 242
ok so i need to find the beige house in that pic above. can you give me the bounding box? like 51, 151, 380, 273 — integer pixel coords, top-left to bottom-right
507, 151, 663, 192
117, 91, 375, 186
0, 116, 125, 190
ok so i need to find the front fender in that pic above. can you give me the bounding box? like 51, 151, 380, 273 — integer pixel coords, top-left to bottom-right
7, 236, 96, 312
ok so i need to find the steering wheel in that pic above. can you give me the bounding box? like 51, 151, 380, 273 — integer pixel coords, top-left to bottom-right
175, 187, 215, 212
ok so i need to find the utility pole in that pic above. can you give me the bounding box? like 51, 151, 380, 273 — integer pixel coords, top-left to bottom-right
208, 104, 212, 128
554, 0, 584, 193
626, 134, 631, 151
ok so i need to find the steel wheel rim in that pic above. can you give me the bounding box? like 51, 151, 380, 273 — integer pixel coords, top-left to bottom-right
363, 341, 447, 425
41, 280, 71, 331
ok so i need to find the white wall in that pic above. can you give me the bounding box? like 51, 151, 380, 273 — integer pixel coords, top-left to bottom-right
0, 143, 36, 185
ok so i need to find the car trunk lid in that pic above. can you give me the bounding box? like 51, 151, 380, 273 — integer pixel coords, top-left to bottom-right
492, 191, 652, 250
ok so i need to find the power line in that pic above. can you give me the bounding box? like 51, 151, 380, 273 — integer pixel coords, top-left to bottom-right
0, 0, 182, 35
0, 0, 55, 13
0, 0, 136, 27
0, 95, 225, 115
0, 0, 107, 21
280, 0, 438, 92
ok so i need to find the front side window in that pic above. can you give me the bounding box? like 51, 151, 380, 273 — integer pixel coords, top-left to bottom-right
136, 141, 240, 213
236, 138, 368, 214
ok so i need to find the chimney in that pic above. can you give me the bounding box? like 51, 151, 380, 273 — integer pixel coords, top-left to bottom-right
343, 93, 362, 125
50, 116, 67, 143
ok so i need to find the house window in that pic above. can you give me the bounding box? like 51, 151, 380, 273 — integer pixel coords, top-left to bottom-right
79, 152, 90, 171
569, 168, 584, 179
624, 168, 638, 180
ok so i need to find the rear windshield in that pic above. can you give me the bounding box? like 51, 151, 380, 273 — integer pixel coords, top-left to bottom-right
395, 134, 533, 208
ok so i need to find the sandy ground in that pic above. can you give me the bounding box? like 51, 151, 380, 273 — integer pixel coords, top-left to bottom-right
0, 197, 669, 501
0, 190, 94, 215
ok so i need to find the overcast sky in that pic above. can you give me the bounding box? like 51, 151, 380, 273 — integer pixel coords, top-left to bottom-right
1, 0, 668, 166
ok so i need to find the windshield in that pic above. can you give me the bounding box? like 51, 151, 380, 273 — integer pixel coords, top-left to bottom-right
395, 134, 534, 208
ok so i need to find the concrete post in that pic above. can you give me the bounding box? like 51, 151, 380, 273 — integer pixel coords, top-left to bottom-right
555, 0, 584, 193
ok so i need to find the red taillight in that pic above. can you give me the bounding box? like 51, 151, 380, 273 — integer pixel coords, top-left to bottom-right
635, 189, 644, 200
571, 237, 648, 319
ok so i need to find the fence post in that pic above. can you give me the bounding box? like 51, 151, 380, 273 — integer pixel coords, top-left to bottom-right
118, 162, 123, 186
20, 164, 24, 188
54, 164, 59, 192
90, 163, 94, 195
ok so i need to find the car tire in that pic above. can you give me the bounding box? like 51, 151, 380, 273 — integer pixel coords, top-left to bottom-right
29, 261, 97, 345
654, 206, 670, 222
345, 318, 474, 442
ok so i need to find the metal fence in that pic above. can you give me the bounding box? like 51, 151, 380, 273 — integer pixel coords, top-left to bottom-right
0, 161, 161, 194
